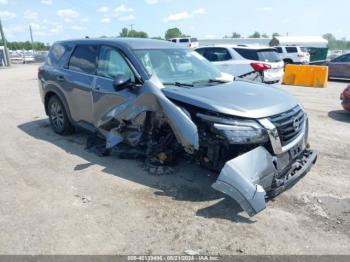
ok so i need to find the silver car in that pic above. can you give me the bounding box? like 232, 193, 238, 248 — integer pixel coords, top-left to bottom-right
38, 38, 317, 217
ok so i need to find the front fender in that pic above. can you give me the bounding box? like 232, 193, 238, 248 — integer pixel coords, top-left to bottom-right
102, 76, 199, 152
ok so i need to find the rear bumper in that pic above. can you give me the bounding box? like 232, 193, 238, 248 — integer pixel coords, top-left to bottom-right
212, 146, 317, 217
263, 69, 284, 83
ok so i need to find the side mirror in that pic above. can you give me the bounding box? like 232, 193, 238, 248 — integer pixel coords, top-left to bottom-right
113, 73, 131, 91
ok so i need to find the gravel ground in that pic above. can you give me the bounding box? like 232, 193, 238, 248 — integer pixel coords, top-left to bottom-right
0, 64, 349, 255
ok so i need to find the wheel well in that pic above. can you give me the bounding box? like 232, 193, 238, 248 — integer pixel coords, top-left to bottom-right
44, 92, 57, 115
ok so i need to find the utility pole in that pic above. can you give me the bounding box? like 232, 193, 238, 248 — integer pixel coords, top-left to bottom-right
0, 18, 10, 66
29, 24, 34, 53
129, 24, 134, 31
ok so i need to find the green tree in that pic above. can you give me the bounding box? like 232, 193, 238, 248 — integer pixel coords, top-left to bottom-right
231, 32, 241, 38
5, 41, 50, 51
249, 31, 261, 38
128, 30, 148, 38
261, 33, 269, 38
323, 33, 337, 49
323, 33, 336, 42
165, 27, 182, 40
272, 32, 280, 38
119, 27, 129, 37
119, 27, 148, 38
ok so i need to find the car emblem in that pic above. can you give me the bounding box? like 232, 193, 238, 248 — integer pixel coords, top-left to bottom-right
293, 117, 300, 132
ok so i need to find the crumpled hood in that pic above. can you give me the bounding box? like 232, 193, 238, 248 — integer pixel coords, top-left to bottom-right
162, 80, 299, 119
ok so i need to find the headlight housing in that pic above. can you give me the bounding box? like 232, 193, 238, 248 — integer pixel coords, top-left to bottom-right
197, 113, 268, 144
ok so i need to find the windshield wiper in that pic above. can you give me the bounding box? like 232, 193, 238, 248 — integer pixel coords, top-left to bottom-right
163, 82, 194, 87
208, 79, 229, 83
192, 79, 229, 85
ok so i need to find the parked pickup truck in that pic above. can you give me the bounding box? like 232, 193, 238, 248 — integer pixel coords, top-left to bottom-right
38, 38, 317, 217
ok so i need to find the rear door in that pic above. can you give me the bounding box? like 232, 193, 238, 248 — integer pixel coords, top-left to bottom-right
92, 45, 138, 127
63, 44, 97, 123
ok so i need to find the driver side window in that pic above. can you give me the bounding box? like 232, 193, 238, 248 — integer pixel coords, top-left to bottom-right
97, 46, 135, 82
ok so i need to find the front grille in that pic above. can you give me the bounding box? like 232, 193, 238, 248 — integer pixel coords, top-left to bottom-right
268, 105, 305, 146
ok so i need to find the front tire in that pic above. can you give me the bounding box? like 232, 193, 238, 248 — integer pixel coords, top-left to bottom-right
48, 96, 73, 135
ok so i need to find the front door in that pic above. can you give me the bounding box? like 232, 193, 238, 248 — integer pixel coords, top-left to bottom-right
92, 45, 138, 128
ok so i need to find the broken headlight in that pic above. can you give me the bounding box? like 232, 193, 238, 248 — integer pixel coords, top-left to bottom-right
197, 113, 268, 144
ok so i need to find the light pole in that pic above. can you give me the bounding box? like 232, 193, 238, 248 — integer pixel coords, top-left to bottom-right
29, 24, 34, 53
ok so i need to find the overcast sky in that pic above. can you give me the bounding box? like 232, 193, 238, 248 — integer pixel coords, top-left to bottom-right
0, 0, 349, 43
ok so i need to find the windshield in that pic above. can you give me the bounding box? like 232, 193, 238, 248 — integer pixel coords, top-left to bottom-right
134, 49, 222, 85
234, 48, 281, 62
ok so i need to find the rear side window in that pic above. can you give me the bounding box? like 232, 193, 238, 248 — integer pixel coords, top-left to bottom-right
171, 39, 177, 43
68, 45, 97, 74
190, 38, 198, 42
276, 47, 283, 53
200, 48, 231, 62
179, 39, 189, 43
47, 43, 69, 66
286, 47, 298, 53
233, 48, 259, 60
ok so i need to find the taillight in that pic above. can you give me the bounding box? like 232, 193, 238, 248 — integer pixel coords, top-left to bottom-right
251, 63, 271, 71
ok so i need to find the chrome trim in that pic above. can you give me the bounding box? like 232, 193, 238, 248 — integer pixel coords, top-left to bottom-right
258, 115, 307, 155
258, 118, 283, 154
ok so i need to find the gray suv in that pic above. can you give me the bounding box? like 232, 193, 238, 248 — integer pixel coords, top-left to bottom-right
38, 38, 317, 217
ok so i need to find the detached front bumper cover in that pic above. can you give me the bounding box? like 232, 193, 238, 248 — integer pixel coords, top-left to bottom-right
212, 146, 317, 217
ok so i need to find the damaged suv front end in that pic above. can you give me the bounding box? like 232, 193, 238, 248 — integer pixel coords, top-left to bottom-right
40, 38, 317, 217
208, 105, 317, 216
133, 46, 317, 217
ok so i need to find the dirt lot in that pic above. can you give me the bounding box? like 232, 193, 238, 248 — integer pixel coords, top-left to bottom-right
0, 64, 349, 255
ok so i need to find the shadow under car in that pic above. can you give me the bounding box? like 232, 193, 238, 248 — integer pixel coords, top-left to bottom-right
18, 119, 254, 223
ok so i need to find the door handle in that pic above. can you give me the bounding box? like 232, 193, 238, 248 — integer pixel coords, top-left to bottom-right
56, 75, 65, 81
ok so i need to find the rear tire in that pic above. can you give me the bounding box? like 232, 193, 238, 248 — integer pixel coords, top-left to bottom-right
47, 96, 74, 135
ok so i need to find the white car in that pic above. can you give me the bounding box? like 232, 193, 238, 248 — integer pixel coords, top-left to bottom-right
168, 37, 199, 49
275, 46, 310, 64
195, 45, 284, 84
23, 52, 35, 63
